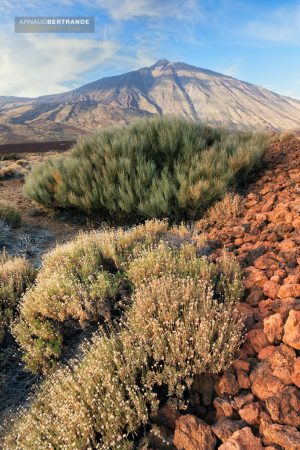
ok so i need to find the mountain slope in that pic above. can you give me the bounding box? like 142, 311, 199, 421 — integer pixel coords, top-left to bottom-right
1, 59, 300, 143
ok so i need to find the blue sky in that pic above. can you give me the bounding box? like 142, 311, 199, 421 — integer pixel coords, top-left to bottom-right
1, 0, 300, 98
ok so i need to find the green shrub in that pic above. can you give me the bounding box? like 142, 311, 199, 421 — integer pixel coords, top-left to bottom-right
0, 253, 35, 342
0, 202, 21, 227
24, 117, 269, 221
4, 246, 244, 449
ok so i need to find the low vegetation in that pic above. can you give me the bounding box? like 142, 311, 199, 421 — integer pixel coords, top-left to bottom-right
24, 117, 269, 221
0, 203, 21, 228
13, 220, 171, 373
5, 220, 244, 449
195, 193, 245, 231
0, 252, 35, 343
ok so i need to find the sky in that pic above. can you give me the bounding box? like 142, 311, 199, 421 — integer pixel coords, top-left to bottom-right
1, 0, 300, 98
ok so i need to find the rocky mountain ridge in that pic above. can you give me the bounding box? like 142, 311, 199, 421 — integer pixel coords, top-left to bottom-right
2, 60, 300, 143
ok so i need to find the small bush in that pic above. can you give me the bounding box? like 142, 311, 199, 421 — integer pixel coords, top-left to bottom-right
12, 220, 179, 373
24, 117, 269, 221
195, 193, 244, 230
0, 253, 35, 342
280, 131, 296, 142
4, 247, 243, 449
0, 203, 21, 228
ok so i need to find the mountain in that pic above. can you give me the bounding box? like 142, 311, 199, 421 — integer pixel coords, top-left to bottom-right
2, 59, 300, 144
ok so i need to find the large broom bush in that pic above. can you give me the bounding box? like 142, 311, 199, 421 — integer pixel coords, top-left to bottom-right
24, 117, 269, 221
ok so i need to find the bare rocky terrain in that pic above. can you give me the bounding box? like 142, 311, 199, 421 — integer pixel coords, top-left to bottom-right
2, 60, 300, 143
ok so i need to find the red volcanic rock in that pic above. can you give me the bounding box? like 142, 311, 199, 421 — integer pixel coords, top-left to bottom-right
236, 370, 250, 390
245, 289, 264, 306
215, 371, 240, 397
232, 359, 250, 372
173, 415, 217, 450
244, 268, 268, 289
260, 415, 300, 449
250, 345, 296, 400
254, 253, 279, 270
233, 392, 254, 410
283, 309, 300, 350
291, 358, 300, 388
278, 284, 300, 299
263, 313, 284, 344
263, 281, 280, 299
219, 427, 263, 450
257, 345, 276, 360
153, 405, 181, 429
265, 386, 300, 428
239, 402, 261, 426
258, 298, 275, 317
211, 418, 246, 443
214, 397, 235, 418
246, 329, 269, 353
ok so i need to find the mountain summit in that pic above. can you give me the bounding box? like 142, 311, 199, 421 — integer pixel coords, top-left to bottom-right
1, 60, 300, 143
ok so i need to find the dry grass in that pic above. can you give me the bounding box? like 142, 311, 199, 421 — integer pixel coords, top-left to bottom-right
4, 243, 244, 449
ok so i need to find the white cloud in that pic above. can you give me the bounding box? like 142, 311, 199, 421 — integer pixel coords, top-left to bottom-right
0, 32, 120, 97
245, 4, 300, 44
83, 0, 202, 21
223, 64, 239, 77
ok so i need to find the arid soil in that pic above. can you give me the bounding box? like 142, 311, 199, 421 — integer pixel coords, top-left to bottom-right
154, 138, 300, 449
0, 150, 93, 264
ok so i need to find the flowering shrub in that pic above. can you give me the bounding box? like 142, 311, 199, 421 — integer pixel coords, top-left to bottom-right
5, 225, 244, 449
13, 220, 177, 373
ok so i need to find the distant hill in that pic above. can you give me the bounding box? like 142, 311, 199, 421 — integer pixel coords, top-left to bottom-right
1, 59, 300, 143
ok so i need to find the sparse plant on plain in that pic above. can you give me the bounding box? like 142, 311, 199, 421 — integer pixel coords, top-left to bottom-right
0, 203, 21, 228
0, 252, 35, 342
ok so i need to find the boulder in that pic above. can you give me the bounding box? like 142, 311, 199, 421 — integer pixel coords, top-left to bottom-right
215, 371, 240, 397
283, 309, 300, 350
250, 345, 296, 400
278, 284, 300, 299
263, 313, 284, 343
260, 417, 300, 449
239, 402, 261, 426
219, 427, 263, 449
214, 397, 235, 418
246, 329, 269, 354
173, 415, 217, 450
263, 281, 280, 299
265, 386, 300, 428
211, 418, 246, 443
291, 357, 300, 388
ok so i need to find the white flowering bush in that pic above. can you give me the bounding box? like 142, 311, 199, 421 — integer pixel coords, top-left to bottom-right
12, 220, 182, 373
5, 234, 244, 449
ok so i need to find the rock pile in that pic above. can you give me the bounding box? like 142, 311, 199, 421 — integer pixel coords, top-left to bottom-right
152, 138, 300, 449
